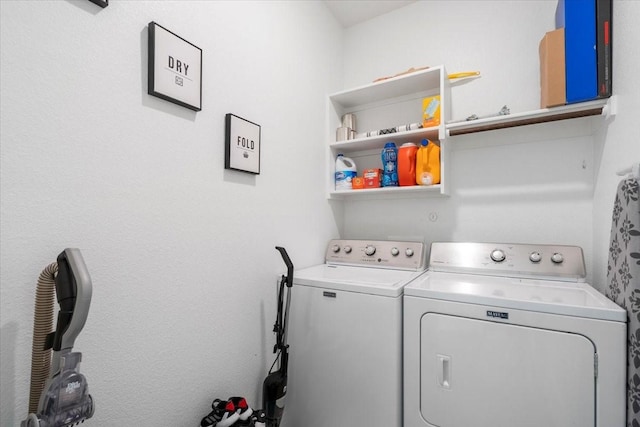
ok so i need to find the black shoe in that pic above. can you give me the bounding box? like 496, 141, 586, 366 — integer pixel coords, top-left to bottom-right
200, 399, 239, 427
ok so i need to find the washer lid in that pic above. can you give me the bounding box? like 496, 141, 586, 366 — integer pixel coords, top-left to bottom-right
294, 264, 424, 297
404, 271, 626, 322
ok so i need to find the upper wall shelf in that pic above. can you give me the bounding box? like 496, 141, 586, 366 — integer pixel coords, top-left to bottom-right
330, 67, 442, 109
446, 98, 610, 137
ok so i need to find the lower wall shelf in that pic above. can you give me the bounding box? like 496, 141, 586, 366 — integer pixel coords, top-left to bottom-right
329, 184, 444, 200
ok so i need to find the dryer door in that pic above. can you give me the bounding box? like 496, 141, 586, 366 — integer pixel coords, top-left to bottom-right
421, 313, 595, 427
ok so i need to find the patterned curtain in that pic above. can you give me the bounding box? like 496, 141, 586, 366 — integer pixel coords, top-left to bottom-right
606, 175, 640, 427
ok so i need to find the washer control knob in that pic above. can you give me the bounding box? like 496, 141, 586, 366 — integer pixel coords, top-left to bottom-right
331, 244, 340, 253
405, 248, 414, 257
529, 252, 542, 263
490, 249, 506, 262
344, 245, 352, 254
391, 247, 400, 256
551, 252, 564, 264
364, 245, 376, 256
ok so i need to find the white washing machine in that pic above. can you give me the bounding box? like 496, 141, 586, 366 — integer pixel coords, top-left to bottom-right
404, 242, 627, 427
282, 239, 427, 427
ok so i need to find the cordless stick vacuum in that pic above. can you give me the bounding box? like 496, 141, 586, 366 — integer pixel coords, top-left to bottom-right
22, 248, 95, 427
262, 247, 294, 427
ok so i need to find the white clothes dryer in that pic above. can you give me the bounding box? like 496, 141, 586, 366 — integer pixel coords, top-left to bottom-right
404, 242, 627, 427
282, 239, 426, 427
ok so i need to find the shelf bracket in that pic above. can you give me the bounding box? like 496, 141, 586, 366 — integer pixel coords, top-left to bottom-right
602, 95, 618, 120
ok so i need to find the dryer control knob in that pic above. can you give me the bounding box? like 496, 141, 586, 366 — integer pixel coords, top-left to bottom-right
405, 248, 414, 257
490, 249, 506, 262
364, 245, 376, 256
551, 252, 564, 264
344, 246, 352, 254
529, 252, 542, 263
391, 247, 400, 256
331, 244, 340, 253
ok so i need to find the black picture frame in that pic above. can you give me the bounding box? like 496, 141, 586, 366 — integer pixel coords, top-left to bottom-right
225, 114, 261, 175
148, 22, 202, 111
88, 0, 108, 7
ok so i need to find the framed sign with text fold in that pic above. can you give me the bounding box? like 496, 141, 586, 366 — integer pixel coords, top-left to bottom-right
225, 114, 261, 174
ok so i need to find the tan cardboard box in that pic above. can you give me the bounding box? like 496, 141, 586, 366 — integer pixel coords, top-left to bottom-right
539, 28, 566, 108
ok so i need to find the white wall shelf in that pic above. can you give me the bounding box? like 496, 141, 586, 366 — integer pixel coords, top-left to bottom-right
446, 98, 609, 137
326, 66, 612, 201
329, 183, 443, 200
329, 127, 440, 154
329, 67, 443, 109
326, 65, 450, 200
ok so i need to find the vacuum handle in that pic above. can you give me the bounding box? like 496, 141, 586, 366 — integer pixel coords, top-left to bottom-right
275, 246, 293, 288
52, 249, 92, 351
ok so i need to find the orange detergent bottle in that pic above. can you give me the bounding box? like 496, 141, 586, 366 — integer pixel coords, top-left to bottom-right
398, 143, 418, 186
416, 139, 440, 185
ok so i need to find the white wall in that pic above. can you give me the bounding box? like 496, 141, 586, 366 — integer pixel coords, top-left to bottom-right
341, 0, 640, 288
0, 1, 342, 425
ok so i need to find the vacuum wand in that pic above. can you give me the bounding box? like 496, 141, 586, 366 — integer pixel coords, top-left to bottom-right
263, 246, 294, 427
22, 249, 95, 427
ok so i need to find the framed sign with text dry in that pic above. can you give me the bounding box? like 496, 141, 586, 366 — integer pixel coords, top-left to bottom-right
88, 0, 108, 7
225, 114, 261, 174
148, 22, 202, 111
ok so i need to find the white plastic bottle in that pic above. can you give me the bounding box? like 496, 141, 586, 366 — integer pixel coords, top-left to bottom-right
335, 154, 357, 190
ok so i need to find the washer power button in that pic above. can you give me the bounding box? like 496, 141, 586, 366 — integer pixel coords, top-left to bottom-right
529, 252, 542, 263
490, 249, 506, 262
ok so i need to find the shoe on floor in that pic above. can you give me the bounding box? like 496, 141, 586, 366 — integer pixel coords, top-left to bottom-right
249, 409, 266, 427
228, 397, 254, 425
200, 399, 240, 427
